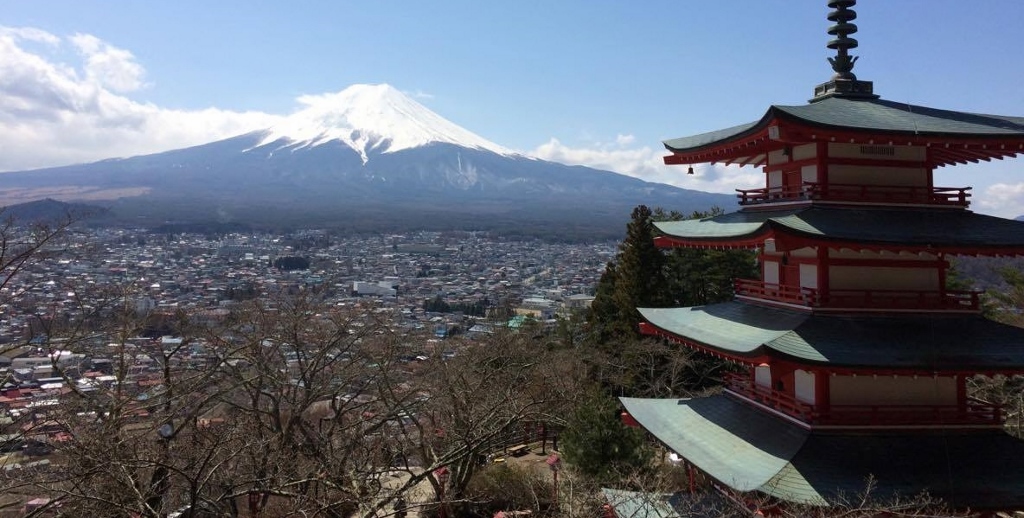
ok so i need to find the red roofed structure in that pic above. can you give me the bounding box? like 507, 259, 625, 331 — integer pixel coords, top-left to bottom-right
620, 0, 1024, 512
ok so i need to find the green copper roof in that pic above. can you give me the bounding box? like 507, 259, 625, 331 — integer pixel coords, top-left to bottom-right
640, 302, 1024, 370
776, 98, 1024, 135
638, 305, 808, 356
664, 97, 1024, 153
662, 121, 761, 152
601, 489, 681, 518
600, 489, 723, 518
654, 206, 1024, 250
654, 209, 788, 241
620, 396, 810, 497
621, 395, 1024, 509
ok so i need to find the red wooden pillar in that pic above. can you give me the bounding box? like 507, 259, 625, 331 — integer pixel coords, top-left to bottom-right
815, 369, 830, 421
817, 246, 830, 306
687, 462, 695, 493
956, 374, 967, 406
938, 252, 948, 295
817, 141, 829, 195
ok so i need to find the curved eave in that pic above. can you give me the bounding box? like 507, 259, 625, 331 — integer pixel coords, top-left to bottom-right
653, 233, 769, 250
638, 305, 806, 365
663, 114, 776, 168
774, 232, 1024, 257
639, 321, 771, 365
621, 395, 1024, 510
652, 209, 794, 249
774, 116, 1024, 168
663, 100, 1024, 168
619, 396, 819, 503
658, 230, 1024, 258
655, 207, 1024, 257
640, 303, 1024, 372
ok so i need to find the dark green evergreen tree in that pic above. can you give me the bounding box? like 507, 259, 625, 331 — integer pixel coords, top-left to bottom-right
587, 205, 754, 397
560, 389, 652, 483
612, 205, 671, 324
653, 207, 757, 307
590, 205, 672, 342
589, 261, 621, 344
273, 256, 310, 271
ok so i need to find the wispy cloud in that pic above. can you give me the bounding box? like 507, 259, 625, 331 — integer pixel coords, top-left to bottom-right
529, 135, 760, 194
404, 89, 434, 100
69, 33, 147, 93
978, 183, 1024, 219
0, 26, 60, 45
0, 26, 281, 171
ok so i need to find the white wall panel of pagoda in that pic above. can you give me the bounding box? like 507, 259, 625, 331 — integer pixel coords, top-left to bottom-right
830, 375, 956, 406
795, 369, 816, 404
828, 164, 928, 187
827, 142, 926, 162
829, 265, 939, 291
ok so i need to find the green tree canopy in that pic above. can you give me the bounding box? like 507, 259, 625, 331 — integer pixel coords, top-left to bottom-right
560, 388, 651, 484
273, 255, 310, 270
590, 205, 671, 342
587, 205, 756, 397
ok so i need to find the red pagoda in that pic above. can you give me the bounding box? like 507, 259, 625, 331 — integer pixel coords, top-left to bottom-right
620, 0, 1024, 512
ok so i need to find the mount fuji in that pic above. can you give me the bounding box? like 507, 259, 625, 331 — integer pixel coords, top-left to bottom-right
0, 84, 732, 237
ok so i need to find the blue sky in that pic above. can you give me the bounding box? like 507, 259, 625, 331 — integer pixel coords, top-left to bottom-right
4, 1, 1024, 216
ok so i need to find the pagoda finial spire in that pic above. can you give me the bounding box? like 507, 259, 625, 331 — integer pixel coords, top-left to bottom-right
811, 0, 878, 102
826, 0, 859, 80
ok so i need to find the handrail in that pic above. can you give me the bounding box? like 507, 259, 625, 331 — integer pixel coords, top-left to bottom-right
736, 182, 971, 207
821, 288, 980, 311
734, 279, 818, 306
806, 182, 971, 206
734, 279, 981, 311
735, 185, 807, 205
723, 372, 815, 421
724, 372, 1004, 426
817, 397, 1002, 426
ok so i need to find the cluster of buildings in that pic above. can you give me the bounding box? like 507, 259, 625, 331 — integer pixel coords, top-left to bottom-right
0, 228, 610, 474
1, 229, 610, 342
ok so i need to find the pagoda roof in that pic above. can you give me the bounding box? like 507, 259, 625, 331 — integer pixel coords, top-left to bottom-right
654, 206, 1024, 254
601, 489, 680, 518
638, 302, 1024, 371
600, 488, 724, 518
663, 97, 1024, 167
620, 395, 1024, 509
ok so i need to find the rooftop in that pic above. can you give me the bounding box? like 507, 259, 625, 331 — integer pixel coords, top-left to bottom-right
621, 395, 1024, 509
639, 301, 1024, 372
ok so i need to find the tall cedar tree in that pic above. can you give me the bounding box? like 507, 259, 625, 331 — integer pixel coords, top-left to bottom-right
970, 266, 1024, 438
591, 205, 671, 342
560, 389, 652, 484
588, 205, 757, 396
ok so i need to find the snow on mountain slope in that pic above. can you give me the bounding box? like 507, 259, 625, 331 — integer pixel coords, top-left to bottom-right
252, 84, 516, 163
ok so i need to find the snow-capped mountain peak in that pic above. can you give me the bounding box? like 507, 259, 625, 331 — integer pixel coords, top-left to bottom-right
253, 84, 515, 162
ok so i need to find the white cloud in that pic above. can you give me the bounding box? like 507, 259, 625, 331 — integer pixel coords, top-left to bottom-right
0, 26, 281, 172
404, 89, 434, 100
978, 183, 1024, 219
70, 33, 146, 92
0, 26, 60, 46
530, 136, 760, 194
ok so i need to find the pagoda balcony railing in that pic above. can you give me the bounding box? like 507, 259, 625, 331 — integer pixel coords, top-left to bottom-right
723, 372, 816, 422
734, 279, 817, 306
724, 373, 1004, 427
734, 279, 981, 311
816, 398, 1003, 427
819, 288, 980, 311
735, 185, 807, 205
736, 182, 971, 207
